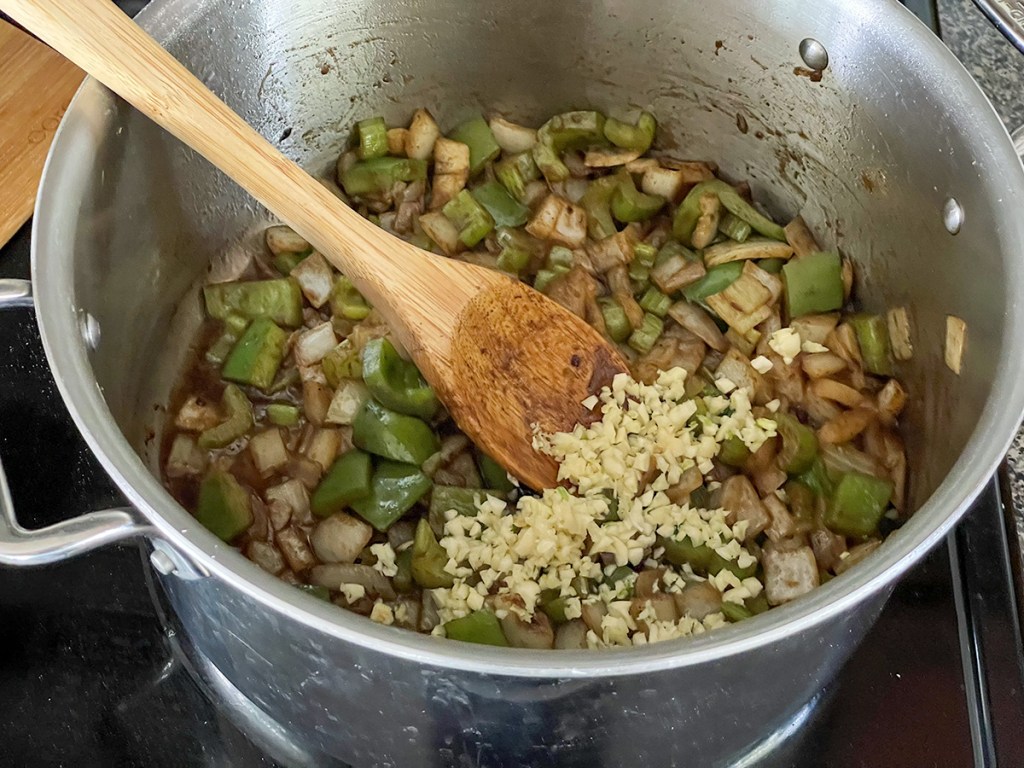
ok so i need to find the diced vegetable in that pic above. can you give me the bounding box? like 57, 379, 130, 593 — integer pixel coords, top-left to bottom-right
580, 176, 619, 240
357, 116, 388, 159
762, 542, 819, 605
495, 227, 536, 273
825, 471, 892, 538
204, 279, 303, 327
326, 379, 371, 426
405, 109, 441, 160
470, 180, 530, 228
849, 314, 894, 376
638, 287, 672, 317
628, 312, 664, 354
266, 403, 300, 427
249, 428, 289, 475
444, 610, 509, 646
350, 459, 432, 531
322, 339, 363, 387
477, 453, 515, 493
449, 115, 501, 175
429, 485, 502, 518
411, 518, 455, 588
361, 337, 438, 419
221, 318, 288, 390
488, 116, 538, 153
782, 251, 844, 318
265, 225, 310, 256
719, 212, 752, 242
310, 512, 374, 564
776, 413, 818, 474
330, 276, 372, 320
603, 111, 656, 153
196, 469, 252, 542
291, 252, 335, 309
443, 189, 495, 247
198, 384, 253, 449
673, 180, 786, 244
352, 400, 439, 465
310, 449, 373, 517
704, 238, 794, 267
611, 170, 664, 223
600, 298, 632, 342
340, 157, 428, 197
681, 262, 743, 303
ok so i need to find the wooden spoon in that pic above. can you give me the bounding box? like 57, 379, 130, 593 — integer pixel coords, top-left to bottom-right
3, 0, 628, 490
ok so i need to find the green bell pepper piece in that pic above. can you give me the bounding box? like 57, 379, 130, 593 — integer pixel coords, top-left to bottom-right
477, 453, 515, 493
198, 384, 254, 449
718, 435, 751, 467
471, 180, 530, 228
429, 485, 503, 519
204, 278, 303, 327
449, 115, 501, 176
410, 518, 455, 588
310, 449, 373, 517
825, 471, 893, 538
719, 211, 752, 242
443, 189, 495, 247
221, 317, 288, 391
495, 152, 540, 202
611, 170, 664, 223
340, 156, 428, 197
196, 469, 253, 542
795, 456, 834, 500
603, 111, 656, 153
638, 286, 672, 317
720, 600, 753, 622
540, 594, 573, 625
849, 313, 895, 377
361, 337, 438, 419
444, 610, 509, 646
682, 262, 744, 303
495, 227, 535, 274
322, 340, 362, 388
393, 547, 415, 593
352, 400, 439, 465
350, 459, 432, 531
782, 250, 844, 318
357, 116, 388, 159
673, 180, 786, 244
776, 413, 819, 474
690, 484, 712, 510
580, 176, 619, 240
266, 403, 300, 427
538, 110, 606, 152
330, 276, 372, 320
659, 535, 757, 579
758, 258, 786, 274
205, 313, 249, 365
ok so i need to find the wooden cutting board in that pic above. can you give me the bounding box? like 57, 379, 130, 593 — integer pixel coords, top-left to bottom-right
0, 21, 85, 247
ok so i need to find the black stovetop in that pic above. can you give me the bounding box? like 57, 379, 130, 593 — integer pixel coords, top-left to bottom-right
1, 0, 1023, 764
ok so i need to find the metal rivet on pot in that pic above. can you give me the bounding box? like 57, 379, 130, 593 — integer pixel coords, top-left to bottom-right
80, 313, 101, 349
150, 549, 177, 575
799, 38, 829, 71
942, 197, 964, 235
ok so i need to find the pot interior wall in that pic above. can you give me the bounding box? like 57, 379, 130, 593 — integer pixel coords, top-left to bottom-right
66, 0, 1009, 517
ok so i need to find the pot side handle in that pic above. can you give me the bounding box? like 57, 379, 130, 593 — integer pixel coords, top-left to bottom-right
972, 0, 1024, 53
0, 278, 150, 566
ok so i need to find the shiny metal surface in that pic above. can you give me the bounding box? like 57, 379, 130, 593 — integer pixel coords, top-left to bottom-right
972, 0, 1024, 52
26, 0, 1024, 764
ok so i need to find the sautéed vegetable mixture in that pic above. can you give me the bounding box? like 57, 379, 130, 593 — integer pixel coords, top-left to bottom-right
162, 108, 910, 649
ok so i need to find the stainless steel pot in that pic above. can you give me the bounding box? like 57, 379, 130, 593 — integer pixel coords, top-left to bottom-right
4, 0, 1024, 765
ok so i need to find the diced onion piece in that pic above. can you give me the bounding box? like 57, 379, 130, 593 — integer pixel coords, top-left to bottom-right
310, 562, 396, 599
429, 173, 468, 212
658, 159, 716, 182
809, 528, 847, 572
405, 108, 440, 160
763, 542, 819, 605
945, 315, 966, 374
876, 379, 907, 423
783, 215, 820, 258
175, 395, 221, 432
290, 252, 334, 308
673, 582, 723, 620
725, 327, 760, 358
583, 147, 642, 168
166, 434, 207, 478
418, 211, 461, 255
245, 541, 285, 575
265, 225, 310, 255
887, 307, 914, 361
326, 379, 371, 426
801, 352, 846, 379
249, 428, 289, 475
302, 380, 333, 426
690, 193, 722, 250
791, 313, 839, 346
821, 442, 885, 479
526, 194, 588, 248
310, 513, 373, 564
554, 619, 589, 649
276, 526, 317, 572
668, 301, 728, 352
488, 117, 538, 153
294, 322, 338, 367
386, 127, 408, 156
817, 407, 874, 444
704, 237, 794, 267
650, 255, 706, 294
640, 166, 687, 202
713, 475, 770, 541
266, 478, 311, 520
305, 428, 342, 471
810, 378, 867, 408
433, 137, 470, 175
587, 230, 635, 272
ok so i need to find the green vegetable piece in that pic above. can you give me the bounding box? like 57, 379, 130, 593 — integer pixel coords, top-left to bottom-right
533, 269, 560, 293
849, 313, 895, 376
580, 176, 619, 240
430, 485, 503, 519
785, 480, 816, 522
547, 246, 574, 272
825, 471, 893, 538
746, 592, 771, 615
444, 610, 509, 646
689, 484, 712, 510
477, 453, 515, 494
205, 314, 249, 365
449, 115, 501, 175
204, 279, 303, 327
776, 413, 819, 474
361, 337, 438, 419
782, 251, 844, 318
393, 547, 415, 593
297, 584, 331, 601
532, 141, 570, 185
322, 340, 363, 388
719, 212, 752, 242
471, 180, 529, 228
330, 276, 372, 320
410, 518, 455, 588
221, 317, 288, 390
720, 600, 753, 622
357, 116, 388, 159
673, 180, 786, 244
350, 459, 432, 531
266, 403, 300, 427
628, 312, 664, 354
340, 156, 428, 197
442, 189, 495, 247
599, 298, 632, 343
352, 400, 439, 465
634, 243, 658, 268
757, 258, 786, 274
198, 384, 254, 449
718, 435, 751, 467
795, 456, 834, 500
310, 449, 373, 518
682, 262, 744, 303
495, 152, 540, 202
660, 536, 755, 579
638, 286, 672, 317
603, 111, 656, 153
604, 565, 634, 587
273, 251, 308, 276
538, 110, 607, 152
196, 469, 253, 542
540, 595, 572, 625
611, 170, 665, 223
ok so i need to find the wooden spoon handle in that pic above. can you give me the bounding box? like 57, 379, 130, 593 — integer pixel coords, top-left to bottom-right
0, 0, 484, 333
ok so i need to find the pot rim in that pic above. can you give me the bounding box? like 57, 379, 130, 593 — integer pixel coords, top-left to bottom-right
30, 0, 1024, 677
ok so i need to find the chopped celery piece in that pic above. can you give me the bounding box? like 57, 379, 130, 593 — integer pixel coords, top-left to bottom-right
196, 469, 252, 542
470, 180, 529, 228
719, 212, 752, 242
449, 115, 501, 175
599, 298, 632, 343
310, 449, 373, 517
357, 116, 388, 159
825, 471, 893, 538
204, 279, 303, 327
340, 157, 428, 197
634, 242, 658, 268
444, 610, 509, 646
361, 337, 438, 419
495, 227, 535, 274
849, 313, 895, 376
410, 518, 455, 588
221, 317, 288, 390
442, 189, 495, 247
628, 312, 664, 353
776, 413, 819, 474
580, 176, 619, 240
352, 400, 439, 465
495, 152, 540, 202
477, 452, 515, 493
198, 384, 254, 449
350, 459, 432, 532
330, 276, 372, 320
533, 269, 559, 293
322, 340, 362, 388
273, 250, 309, 276
638, 286, 672, 317
610, 170, 664, 223
782, 251, 844, 317
547, 246, 574, 272
673, 180, 786, 243
682, 262, 744, 303
603, 111, 656, 153
266, 403, 300, 426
